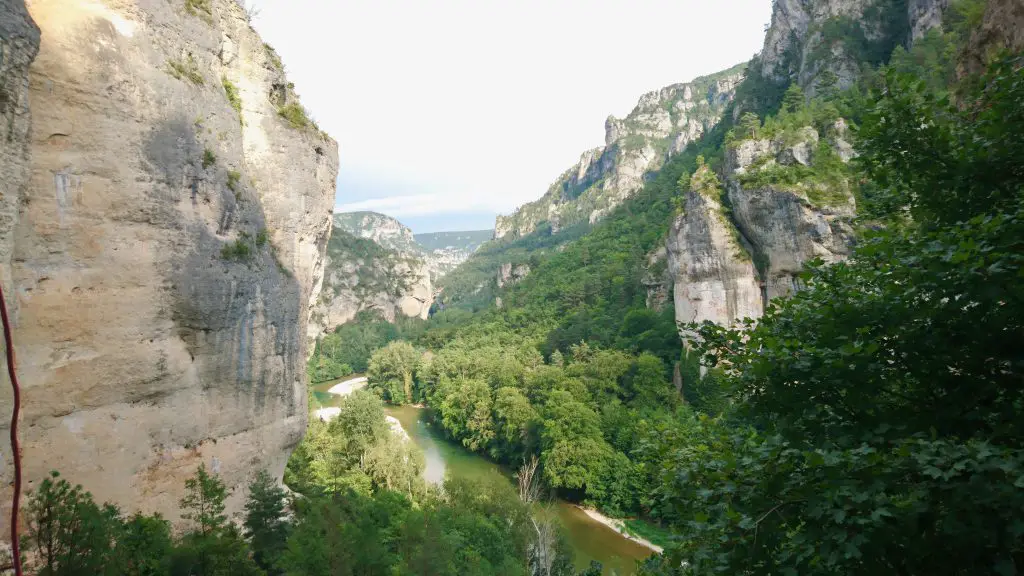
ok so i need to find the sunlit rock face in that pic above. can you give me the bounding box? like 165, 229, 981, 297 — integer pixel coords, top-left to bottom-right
0, 0, 337, 530
495, 65, 745, 240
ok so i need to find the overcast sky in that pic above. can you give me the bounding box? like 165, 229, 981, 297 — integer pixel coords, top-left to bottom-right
247, 0, 773, 233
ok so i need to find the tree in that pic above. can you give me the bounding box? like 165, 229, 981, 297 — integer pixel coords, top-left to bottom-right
781, 83, 805, 113
244, 470, 291, 574
367, 340, 420, 404
174, 464, 261, 576
737, 112, 761, 139
656, 55, 1024, 575
115, 513, 174, 576
436, 376, 495, 451
331, 389, 388, 469
180, 464, 227, 538
493, 387, 538, 460
25, 471, 120, 576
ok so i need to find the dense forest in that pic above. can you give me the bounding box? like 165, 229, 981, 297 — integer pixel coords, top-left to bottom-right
28, 0, 1024, 573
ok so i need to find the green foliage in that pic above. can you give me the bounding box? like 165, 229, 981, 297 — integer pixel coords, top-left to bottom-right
202, 147, 216, 169
26, 471, 123, 575
184, 0, 211, 16
367, 340, 420, 404
307, 310, 410, 379
286, 390, 425, 497
166, 54, 204, 85
650, 55, 1024, 575
221, 76, 243, 124
263, 43, 283, 70
25, 467, 263, 576
220, 238, 251, 261
278, 103, 313, 130
256, 229, 269, 247
280, 475, 555, 576
180, 464, 227, 537
226, 170, 241, 193
244, 471, 290, 574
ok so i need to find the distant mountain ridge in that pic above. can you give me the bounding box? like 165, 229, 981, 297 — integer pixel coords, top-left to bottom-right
309, 211, 493, 337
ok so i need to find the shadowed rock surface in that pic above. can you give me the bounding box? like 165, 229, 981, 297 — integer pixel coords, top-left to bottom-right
0, 0, 337, 530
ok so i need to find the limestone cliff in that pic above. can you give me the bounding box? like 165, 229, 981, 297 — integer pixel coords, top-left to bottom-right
665, 0, 955, 332
334, 211, 420, 254
309, 213, 433, 339
755, 0, 953, 96
0, 0, 338, 529
667, 120, 857, 329
667, 165, 762, 329
495, 64, 745, 240
414, 229, 492, 278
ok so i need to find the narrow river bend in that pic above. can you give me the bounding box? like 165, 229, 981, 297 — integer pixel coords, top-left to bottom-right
312, 379, 655, 574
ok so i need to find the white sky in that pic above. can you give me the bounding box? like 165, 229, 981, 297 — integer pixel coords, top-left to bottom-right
247, 0, 773, 232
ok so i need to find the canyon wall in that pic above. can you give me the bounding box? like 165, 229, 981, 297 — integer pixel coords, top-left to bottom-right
0, 0, 337, 529
309, 213, 433, 340
667, 0, 950, 331
495, 64, 745, 240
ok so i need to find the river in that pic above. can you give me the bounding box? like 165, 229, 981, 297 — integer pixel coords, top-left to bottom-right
312, 378, 655, 574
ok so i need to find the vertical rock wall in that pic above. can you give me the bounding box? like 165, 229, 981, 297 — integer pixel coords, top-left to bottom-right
0, 0, 337, 530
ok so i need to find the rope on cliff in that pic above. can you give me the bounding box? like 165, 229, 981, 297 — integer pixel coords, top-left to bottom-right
0, 279, 23, 576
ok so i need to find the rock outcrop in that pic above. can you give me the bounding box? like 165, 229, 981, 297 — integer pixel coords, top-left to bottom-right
310, 212, 493, 339
495, 64, 745, 240
334, 211, 420, 254
497, 262, 531, 289
960, 0, 1024, 76
0, 0, 337, 530
667, 124, 856, 328
666, 0, 954, 332
756, 0, 953, 96
414, 229, 492, 278
666, 166, 762, 329
309, 221, 433, 339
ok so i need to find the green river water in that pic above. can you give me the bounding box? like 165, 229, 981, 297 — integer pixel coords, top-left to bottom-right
312, 379, 654, 574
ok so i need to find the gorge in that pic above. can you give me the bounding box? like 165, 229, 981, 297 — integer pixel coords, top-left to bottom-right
3, 0, 1023, 574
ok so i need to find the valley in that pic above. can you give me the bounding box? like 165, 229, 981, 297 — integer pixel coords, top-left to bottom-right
3, 0, 1023, 575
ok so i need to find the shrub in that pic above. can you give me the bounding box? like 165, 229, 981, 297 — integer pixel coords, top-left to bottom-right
221, 75, 243, 124
277, 103, 311, 130
202, 148, 216, 169
227, 169, 241, 193
184, 0, 211, 15
256, 228, 269, 247
221, 239, 250, 261
166, 54, 204, 85
263, 43, 283, 70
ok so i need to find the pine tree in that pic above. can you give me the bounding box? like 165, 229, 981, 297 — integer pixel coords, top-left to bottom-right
244, 470, 291, 574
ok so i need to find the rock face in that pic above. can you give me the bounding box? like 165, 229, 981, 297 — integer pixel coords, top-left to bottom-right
310, 214, 433, 339
305, 222, 430, 336
495, 64, 745, 240
756, 0, 952, 96
334, 211, 420, 254
725, 126, 856, 301
0, 0, 338, 530
666, 0, 954, 332
667, 125, 856, 328
666, 166, 762, 329
497, 262, 530, 289
414, 229, 492, 278
310, 213, 494, 339
960, 0, 1024, 76
0, 0, 39, 310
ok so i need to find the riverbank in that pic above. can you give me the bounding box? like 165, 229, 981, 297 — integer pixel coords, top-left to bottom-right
576, 507, 664, 554
327, 375, 368, 396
